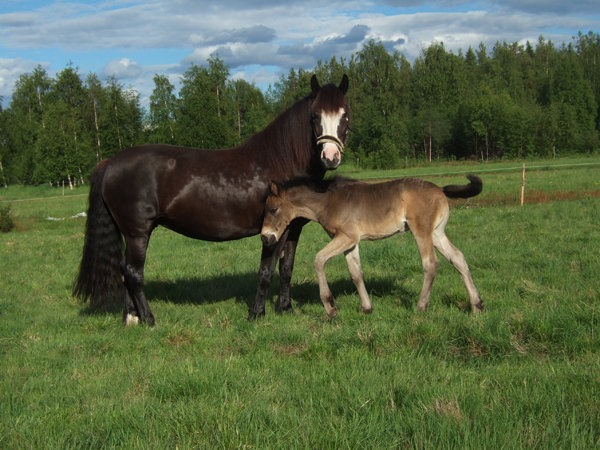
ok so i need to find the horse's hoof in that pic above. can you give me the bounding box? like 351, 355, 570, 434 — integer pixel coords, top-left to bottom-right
362, 307, 373, 314
125, 313, 139, 326
327, 308, 337, 319
276, 303, 293, 314
248, 310, 265, 321
473, 299, 484, 313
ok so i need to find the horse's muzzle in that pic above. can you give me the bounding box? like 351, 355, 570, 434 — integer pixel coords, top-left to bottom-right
318, 135, 343, 170
321, 144, 342, 169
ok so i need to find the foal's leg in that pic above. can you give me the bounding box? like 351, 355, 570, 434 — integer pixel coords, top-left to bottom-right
248, 230, 289, 320
315, 235, 356, 318
433, 229, 484, 313
122, 235, 155, 326
344, 245, 373, 313
412, 232, 439, 311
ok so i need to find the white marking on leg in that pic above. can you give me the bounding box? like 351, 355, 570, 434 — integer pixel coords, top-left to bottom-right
125, 313, 139, 326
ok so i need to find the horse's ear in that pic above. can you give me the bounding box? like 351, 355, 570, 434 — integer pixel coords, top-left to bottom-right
311, 75, 320, 95
339, 74, 349, 94
269, 182, 280, 196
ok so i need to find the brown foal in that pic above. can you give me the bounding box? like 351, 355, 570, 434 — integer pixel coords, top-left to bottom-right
261, 175, 484, 317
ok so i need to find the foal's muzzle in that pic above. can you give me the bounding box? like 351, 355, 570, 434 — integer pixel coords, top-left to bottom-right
261, 231, 278, 247
317, 134, 344, 169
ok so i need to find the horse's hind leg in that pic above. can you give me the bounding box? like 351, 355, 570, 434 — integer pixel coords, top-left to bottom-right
344, 245, 373, 313
433, 229, 483, 313
122, 235, 155, 326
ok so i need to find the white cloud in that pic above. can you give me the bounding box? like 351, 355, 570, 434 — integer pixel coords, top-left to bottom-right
0, 58, 49, 104
103, 58, 143, 79
0, 0, 597, 108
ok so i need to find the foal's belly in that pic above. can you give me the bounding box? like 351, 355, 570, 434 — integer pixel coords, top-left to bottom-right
359, 215, 407, 241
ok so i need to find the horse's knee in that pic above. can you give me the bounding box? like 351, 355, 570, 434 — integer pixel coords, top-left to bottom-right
122, 263, 144, 288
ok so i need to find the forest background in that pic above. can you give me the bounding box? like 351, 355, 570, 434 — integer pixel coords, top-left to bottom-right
0, 31, 598, 186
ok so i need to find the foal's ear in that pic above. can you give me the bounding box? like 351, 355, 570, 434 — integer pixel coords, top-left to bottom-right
269, 182, 280, 196
339, 74, 349, 95
311, 74, 320, 94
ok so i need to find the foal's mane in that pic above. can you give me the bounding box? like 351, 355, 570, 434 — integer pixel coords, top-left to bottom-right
281, 175, 360, 193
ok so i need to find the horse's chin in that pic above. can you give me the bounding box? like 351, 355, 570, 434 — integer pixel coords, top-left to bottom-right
321, 156, 341, 170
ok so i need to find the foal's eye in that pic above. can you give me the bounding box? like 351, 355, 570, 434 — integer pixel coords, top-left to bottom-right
268, 207, 278, 214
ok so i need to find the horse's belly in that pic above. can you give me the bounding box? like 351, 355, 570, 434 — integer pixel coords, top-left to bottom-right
161, 193, 264, 241
160, 211, 260, 241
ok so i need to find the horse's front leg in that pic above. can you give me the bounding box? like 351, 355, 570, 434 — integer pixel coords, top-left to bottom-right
276, 219, 307, 313
248, 230, 289, 320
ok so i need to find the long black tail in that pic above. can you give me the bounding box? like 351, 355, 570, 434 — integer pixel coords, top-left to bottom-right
73, 161, 125, 308
442, 174, 483, 199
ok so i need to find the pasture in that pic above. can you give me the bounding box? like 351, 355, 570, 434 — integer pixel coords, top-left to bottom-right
1, 156, 599, 448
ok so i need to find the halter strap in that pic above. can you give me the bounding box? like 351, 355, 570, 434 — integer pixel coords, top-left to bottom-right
316, 134, 344, 153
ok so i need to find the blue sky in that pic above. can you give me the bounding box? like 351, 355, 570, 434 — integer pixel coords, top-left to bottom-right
1, 0, 598, 108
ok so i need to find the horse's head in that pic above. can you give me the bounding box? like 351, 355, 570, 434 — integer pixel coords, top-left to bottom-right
261, 182, 297, 247
310, 74, 349, 170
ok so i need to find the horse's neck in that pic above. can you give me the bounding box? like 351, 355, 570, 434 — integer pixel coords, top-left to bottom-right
243, 98, 314, 179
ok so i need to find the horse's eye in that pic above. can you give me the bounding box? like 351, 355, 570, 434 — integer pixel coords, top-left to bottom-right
268, 207, 278, 214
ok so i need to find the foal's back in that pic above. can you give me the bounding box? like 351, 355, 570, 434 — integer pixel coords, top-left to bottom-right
317, 177, 447, 239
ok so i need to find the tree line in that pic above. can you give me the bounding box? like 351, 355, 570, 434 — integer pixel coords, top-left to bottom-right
0, 31, 598, 185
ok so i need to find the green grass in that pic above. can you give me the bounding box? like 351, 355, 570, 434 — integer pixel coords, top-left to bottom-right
1, 157, 599, 448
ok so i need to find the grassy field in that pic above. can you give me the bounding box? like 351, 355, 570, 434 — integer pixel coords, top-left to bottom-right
1, 156, 599, 448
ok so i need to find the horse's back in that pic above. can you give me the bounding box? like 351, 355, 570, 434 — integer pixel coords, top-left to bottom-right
100, 144, 268, 240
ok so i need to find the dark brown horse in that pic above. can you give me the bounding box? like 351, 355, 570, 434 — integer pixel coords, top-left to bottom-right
261, 175, 484, 317
73, 75, 350, 325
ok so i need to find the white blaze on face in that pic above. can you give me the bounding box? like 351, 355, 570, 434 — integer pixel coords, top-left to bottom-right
320, 108, 345, 163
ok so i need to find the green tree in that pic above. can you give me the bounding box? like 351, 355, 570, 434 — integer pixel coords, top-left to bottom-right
38, 66, 92, 186
85, 74, 106, 162
230, 79, 270, 142
148, 74, 178, 144
575, 31, 600, 132
550, 45, 598, 153
348, 40, 407, 168
102, 77, 143, 155
0, 99, 8, 187
177, 64, 235, 148
4, 66, 52, 183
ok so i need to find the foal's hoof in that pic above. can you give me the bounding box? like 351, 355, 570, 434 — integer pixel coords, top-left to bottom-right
362, 307, 373, 314
473, 299, 484, 313
326, 308, 338, 319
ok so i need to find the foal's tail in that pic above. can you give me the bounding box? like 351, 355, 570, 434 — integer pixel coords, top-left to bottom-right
442, 175, 483, 199
73, 161, 125, 308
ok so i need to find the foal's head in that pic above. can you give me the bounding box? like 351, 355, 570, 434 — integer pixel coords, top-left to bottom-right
261, 182, 299, 247
310, 74, 350, 170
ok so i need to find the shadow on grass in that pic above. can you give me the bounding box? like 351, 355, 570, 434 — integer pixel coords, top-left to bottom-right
79, 271, 415, 318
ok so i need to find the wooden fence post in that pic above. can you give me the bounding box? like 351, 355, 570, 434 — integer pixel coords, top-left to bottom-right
520, 163, 526, 206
